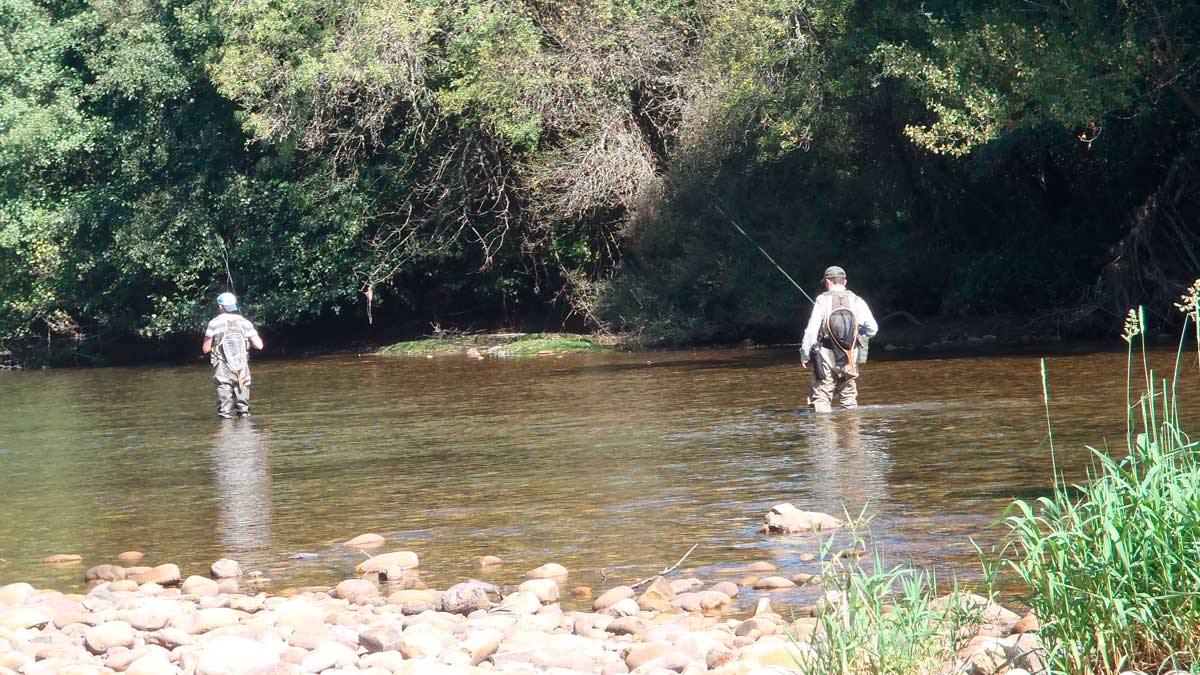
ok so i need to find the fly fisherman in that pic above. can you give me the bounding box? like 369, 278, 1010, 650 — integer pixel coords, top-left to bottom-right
800, 266, 878, 413
202, 293, 264, 419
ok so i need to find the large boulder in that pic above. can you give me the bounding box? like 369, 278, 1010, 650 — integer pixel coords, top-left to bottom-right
635, 577, 676, 613
181, 576, 219, 597
517, 579, 559, 604
442, 627, 504, 666
761, 503, 843, 533
209, 559, 242, 579
592, 586, 635, 611
0, 582, 36, 606
195, 636, 281, 675
129, 564, 181, 586
0, 606, 52, 631
333, 578, 380, 604
671, 591, 733, 612
117, 599, 183, 631
386, 589, 442, 615
358, 624, 404, 653
440, 582, 492, 614
84, 620, 137, 654
488, 591, 541, 616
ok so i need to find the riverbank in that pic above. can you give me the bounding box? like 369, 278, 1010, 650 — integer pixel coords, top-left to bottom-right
0, 508, 1043, 675
370, 312, 1134, 362
1, 307, 1134, 369
376, 333, 617, 359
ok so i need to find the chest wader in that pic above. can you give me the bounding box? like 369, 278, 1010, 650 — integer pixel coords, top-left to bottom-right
212, 316, 251, 418
809, 291, 861, 412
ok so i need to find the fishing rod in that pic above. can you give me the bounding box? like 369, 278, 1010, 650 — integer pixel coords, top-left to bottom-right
708, 195, 815, 305
214, 233, 237, 296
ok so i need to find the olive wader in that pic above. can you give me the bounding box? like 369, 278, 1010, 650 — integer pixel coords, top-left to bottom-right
211, 315, 252, 418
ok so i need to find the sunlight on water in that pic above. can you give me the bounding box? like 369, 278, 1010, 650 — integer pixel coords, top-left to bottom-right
0, 346, 1192, 611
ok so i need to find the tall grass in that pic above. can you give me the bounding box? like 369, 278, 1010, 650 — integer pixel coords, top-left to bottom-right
1003, 280, 1200, 674
791, 514, 985, 675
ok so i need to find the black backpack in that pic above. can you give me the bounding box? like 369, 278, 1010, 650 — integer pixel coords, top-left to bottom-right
823, 291, 859, 373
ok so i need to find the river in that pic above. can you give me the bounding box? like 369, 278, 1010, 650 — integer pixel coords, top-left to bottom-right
0, 345, 1192, 610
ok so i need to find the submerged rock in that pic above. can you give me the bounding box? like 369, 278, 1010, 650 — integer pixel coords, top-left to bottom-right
344, 533, 385, 548
129, 564, 181, 586
84, 565, 126, 583
525, 562, 568, 579
356, 551, 419, 574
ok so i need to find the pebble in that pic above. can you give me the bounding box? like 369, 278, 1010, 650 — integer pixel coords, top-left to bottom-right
41, 554, 83, 564
476, 555, 503, 568
0, 557, 1037, 675
117, 551, 145, 561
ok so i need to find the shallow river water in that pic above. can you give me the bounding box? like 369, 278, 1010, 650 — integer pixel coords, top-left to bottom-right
1, 345, 1194, 610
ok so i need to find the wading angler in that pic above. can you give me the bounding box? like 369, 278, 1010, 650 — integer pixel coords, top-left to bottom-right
801, 266, 877, 413
202, 293, 264, 419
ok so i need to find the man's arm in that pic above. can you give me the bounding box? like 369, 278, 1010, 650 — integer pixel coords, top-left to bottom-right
799, 297, 825, 364
245, 320, 264, 350
857, 297, 878, 338
202, 338, 213, 354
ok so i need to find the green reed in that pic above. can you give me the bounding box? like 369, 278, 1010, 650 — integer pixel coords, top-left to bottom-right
1003, 281, 1200, 675
790, 513, 983, 675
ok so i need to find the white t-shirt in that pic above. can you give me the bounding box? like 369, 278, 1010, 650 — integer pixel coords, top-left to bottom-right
801, 289, 877, 357
205, 314, 259, 341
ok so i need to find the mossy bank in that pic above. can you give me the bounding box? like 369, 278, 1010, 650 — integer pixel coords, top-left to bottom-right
377, 333, 615, 359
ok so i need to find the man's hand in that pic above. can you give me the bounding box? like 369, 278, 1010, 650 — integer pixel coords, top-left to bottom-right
801, 360, 810, 370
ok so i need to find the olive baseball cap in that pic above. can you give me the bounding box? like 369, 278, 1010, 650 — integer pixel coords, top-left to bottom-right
823, 265, 847, 280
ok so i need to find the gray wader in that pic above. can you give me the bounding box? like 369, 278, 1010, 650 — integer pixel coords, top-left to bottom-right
213, 359, 251, 418
808, 346, 858, 413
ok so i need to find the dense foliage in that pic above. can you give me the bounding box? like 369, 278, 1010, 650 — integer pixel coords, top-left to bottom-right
1, 0, 1197, 361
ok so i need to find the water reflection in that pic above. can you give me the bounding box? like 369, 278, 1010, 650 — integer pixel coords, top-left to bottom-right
805, 412, 891, 513
2, 346, 1183, 595
211, 420, 271, 555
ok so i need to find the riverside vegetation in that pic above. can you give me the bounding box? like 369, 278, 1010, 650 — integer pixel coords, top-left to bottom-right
2, 286, 1200, 674
2, 0, 1199, 365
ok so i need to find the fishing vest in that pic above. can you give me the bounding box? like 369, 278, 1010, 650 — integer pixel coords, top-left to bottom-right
819, 290, 860, 359
211, 314, 249, 375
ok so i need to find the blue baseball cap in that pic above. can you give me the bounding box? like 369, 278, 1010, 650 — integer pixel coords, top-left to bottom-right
216, 292, 238, 311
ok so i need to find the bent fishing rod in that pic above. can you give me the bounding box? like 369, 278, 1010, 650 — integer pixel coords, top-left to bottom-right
707, 195, 815, 305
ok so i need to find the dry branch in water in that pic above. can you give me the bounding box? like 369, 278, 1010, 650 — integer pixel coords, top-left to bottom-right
629, 544, 700, 589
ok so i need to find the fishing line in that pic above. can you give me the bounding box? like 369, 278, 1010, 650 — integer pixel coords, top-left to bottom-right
708, 197, 815, 305
214, 234, 237, 296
